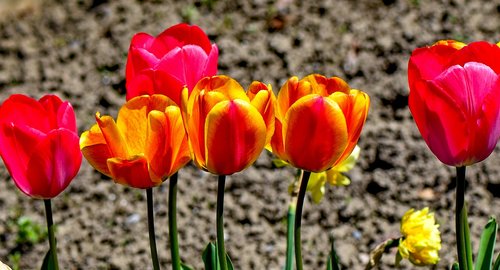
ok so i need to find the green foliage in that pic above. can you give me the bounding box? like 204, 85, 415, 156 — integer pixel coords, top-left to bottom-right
202, 242, 234, 270
475, 217, 498, 270
8, 252, 21, 270
15, 216, 46, 245
41, 249, 56, 270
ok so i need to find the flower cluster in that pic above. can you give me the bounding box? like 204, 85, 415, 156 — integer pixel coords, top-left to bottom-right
398, 208, 441, 266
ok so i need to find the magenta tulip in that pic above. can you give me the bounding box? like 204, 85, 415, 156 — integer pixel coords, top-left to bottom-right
125, 23, 219, 106
408, 40, 500, 166
0, 94, 82, 199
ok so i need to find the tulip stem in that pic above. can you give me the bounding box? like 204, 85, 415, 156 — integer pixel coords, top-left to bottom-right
285, 169, 302, 270
217, 175, 228, 270
294, 170, 312, 270
168, 173, 181, 270
44, 199, 59, 270
455, 166, 472, 270
147, 188, 160, 270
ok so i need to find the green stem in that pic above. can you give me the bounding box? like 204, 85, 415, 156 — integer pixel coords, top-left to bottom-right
147, 188, 160, 270
44, 199, 59, 270
456, 166, 472, 270
168, 173, 181, 270
217, 175, 228, 270
294, 171, 311, 270
285, 199, 296, 270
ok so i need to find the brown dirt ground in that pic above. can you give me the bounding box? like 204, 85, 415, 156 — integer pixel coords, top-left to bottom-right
0, 0, 500, 269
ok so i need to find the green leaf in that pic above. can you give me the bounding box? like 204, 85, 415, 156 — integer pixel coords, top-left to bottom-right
181, 262, 194, 270
451, 262, 460, 270
201, 242, 234, 270
40, 249, 56, 270
326, 256, 332, 270
475, 217, 498, 270
329, 238, 341, 270
202, 242, 217, 270
493, 252, 500, 270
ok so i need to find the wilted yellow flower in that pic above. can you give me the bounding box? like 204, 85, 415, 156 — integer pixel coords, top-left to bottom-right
307, 145, 360, 203
0, 261, 12, 270
398, 207, 441, 266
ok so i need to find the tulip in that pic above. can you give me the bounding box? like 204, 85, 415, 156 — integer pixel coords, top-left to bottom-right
271, 74, 370, 172
270, 74, 369, 270
0, 94, 82, 269
0, 94, 81, 199
80, 94, 190, 189
408, 40, 500, 270
408, 40, 500, 167
81, 94, 190, 269
182, 75, 274, 270
125, 23, 219, 106
182, 75, 274, 175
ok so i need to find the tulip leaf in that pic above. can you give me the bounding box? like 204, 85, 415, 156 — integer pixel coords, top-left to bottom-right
202, 242, 217, 270
40, 249, 56, 270
328, 237, 341, 270
201, 242, 234, 270
326, 256, 332, 270
493, 252, 500, 270
451, 262, 459, 270
475, 217, 498, 270
181, 262, 194, 270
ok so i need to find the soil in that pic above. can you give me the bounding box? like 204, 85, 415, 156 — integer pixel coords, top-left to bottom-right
0, 0, 500, 269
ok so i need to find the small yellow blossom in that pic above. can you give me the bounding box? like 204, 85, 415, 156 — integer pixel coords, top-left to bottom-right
307, 145, 360, 203
398, 207, 441, 266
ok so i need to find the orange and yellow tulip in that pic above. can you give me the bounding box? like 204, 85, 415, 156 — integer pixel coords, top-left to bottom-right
80, 94, 190, 188
182, 75, 274, 175
271, 74, 369, 172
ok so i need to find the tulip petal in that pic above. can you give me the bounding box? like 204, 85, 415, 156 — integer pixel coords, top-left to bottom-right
107, 155, 160, 189
329, 90, 370, 165
0, 94, 50, 133
126, 70, 156, 101
248, 82, 275, 144
449, 41, 500, 74
283, 95, 348, 172
80, 124, 112, 176
39, 95, 63, 130
26, 129, 81, 199
205, 100, 267, 175
409, 43, 460, 81
162, 106, 190, 175
426, 62, 500, 165
157, 23, 212, 54
270, 117, 288, 161
96, 113, 130, 159
156, 45, 209, 93
277, 76, 314, 120
0, 123, 45, 196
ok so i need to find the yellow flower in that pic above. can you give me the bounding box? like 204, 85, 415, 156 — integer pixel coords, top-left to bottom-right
398, 207, 441, 266
306, 145, 360, 203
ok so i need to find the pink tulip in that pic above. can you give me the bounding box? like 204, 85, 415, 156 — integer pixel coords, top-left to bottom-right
0, 94, 82, 199
408, 41, 500, 166
125, 23, 219, 106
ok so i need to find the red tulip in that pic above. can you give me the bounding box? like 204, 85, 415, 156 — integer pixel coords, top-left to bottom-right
126, 23, 218, 106
408, 40, 500, 166
270, 74, 369, 172
0, 94, 82, 199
